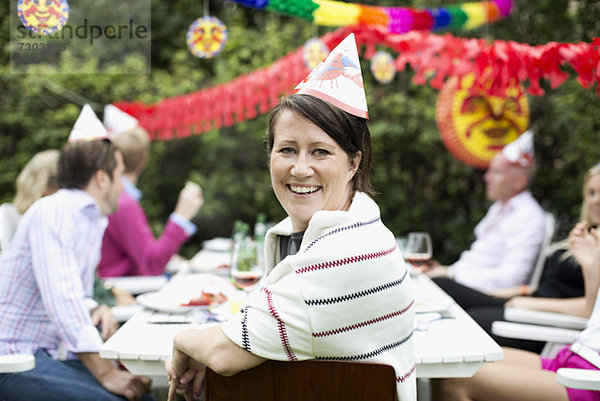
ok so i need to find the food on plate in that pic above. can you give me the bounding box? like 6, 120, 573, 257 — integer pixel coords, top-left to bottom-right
179, 290, 228, 307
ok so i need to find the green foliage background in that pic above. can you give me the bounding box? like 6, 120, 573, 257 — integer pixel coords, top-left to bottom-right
1, 0, 599, 263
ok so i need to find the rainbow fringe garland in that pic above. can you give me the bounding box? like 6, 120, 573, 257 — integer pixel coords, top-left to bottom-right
230, 0, 513, 32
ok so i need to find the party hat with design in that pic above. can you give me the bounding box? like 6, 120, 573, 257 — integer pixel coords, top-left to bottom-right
68, 104, 108, 143
104, 104, 139, 138
503, 130, 534, 167
292, 33, 368, 119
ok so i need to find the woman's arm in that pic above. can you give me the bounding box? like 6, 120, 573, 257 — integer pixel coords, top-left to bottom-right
173, 325, 265, 376
167, 325, 266, 401
569, 222, 600, 317
504, 296, 587, 317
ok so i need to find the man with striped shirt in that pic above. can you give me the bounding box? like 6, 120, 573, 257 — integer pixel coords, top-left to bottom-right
0, 107, 154, 401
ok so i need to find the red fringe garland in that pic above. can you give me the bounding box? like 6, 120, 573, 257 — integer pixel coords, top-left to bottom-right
114, 25, 600, 141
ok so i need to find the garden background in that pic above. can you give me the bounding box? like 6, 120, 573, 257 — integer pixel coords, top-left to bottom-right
1, 0, 599, 264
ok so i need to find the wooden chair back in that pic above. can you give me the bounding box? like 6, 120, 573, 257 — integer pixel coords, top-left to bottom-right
205, 360, 398, 401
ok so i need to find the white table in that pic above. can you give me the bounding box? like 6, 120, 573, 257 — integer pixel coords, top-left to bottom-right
412, 274, 503, 377
100, 274, 503, 384
103, 275, 168, 295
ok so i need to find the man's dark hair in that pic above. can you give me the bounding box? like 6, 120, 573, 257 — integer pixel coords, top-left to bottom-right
58, 139, 118, 189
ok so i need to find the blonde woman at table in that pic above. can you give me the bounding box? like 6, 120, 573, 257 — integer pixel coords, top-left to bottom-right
0, 149, 60, 253
166, 34, 415, 401
434, 221, 600, 401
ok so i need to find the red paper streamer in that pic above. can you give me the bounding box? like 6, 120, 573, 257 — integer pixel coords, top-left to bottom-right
114, 25, 600, 141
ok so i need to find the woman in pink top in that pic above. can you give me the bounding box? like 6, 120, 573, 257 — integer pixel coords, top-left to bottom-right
98, 125, 203, 277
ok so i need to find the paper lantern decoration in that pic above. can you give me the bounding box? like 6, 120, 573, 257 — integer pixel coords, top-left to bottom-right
186, 16, 228, 59
17, 0, 69, 36
302, 37, 329, 70
435, 74, 530, 169
370, 51, 395, 84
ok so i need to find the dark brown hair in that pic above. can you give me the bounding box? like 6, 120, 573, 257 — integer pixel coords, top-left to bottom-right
58, 139, 118, 189
267, 94, 374, 196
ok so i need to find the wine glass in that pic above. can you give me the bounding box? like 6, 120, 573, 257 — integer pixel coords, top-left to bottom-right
231, 239, 264, 295
404, 232, 432, 273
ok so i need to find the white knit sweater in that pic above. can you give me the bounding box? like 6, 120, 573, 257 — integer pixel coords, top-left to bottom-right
222, 192, 416, 400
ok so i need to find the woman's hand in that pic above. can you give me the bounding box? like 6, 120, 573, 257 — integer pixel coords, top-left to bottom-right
166, 350, 205, 401
569, 222, 600, 272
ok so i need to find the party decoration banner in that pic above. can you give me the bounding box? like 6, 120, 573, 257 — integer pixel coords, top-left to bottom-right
186, 16, 228, 58
228, 0, 513, 33
114, 25, 600, 141
436, 74, 529, 169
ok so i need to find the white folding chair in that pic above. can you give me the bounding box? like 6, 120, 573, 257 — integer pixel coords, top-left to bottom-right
0, 354, 35, 373
491, 309, 600, 391
492, 307, 587, 357
557, 368, 600, 390
528, 212, 556, 288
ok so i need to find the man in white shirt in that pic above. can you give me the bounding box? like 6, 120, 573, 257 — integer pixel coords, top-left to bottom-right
426, 131, 546, 294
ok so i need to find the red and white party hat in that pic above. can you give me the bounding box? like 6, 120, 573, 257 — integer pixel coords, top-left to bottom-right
292, 33, 368, 119
103, 104, 139, 138
503, 129, 534, 167
68, 104, 108, 143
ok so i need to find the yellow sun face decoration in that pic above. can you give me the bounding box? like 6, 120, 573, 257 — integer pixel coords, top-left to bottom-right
436, 74, 530, 169
370, 51, 395, 84
302, 38, 329, 70
186, 16, 228, 59
17, 0, 69, 36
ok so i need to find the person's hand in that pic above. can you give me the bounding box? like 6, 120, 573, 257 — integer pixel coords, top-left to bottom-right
166, 352, 205, 401
98, 369, 152, 401
174, 182, 204, 221
112, 286, 137, 306
422, 263, 449, 278
91, 304, 118, 341
489, 285, 530, 299
504, 296, 537, 309
569, 221, 600, 272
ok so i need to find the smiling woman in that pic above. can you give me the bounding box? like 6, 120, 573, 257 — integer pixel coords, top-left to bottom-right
167, 33, 416, 401
267, 97, 368, 233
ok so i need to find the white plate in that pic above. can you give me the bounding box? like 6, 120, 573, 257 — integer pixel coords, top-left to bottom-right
136, 292, 217, 313
202, 238, 233, 252
414, 293, 454, 314
103, 275, 168, 295
136, 273, 236, 313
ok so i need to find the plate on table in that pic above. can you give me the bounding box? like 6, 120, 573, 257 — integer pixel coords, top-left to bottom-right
202, 237, 233, 252
189, 249, 231, 273
136, 273, 235, 313
414, 292, 454, 314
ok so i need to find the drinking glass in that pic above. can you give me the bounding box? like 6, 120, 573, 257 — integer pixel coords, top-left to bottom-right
404, 232, 432, 270
231, 239, 264, 294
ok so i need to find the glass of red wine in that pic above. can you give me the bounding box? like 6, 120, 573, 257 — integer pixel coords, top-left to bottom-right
231, 239, 264, 294
404, 232, 432, 273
